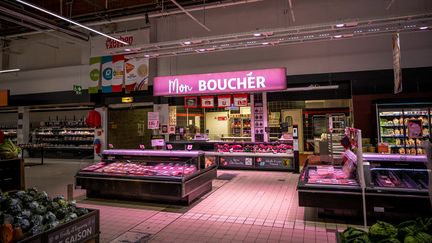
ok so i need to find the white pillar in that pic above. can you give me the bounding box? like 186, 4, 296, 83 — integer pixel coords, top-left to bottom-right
17, 106, 29, 144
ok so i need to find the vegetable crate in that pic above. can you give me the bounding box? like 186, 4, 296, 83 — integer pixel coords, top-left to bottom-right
18, 209, 99, 243
0, 158, 25, 192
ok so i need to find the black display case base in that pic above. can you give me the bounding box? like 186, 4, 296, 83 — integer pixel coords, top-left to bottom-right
76, 166, 217, 205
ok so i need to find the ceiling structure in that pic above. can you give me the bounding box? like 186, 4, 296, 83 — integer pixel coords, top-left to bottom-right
0, 0, 227, 37
0, 0, 431, 59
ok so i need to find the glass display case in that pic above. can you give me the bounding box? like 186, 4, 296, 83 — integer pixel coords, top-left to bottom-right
75, 150, 217, 204
297, 159, 363, 210
207, 141, 296, 171
377, 103, 431, 155
363, 153, 430, 214
297, 153, 431, 214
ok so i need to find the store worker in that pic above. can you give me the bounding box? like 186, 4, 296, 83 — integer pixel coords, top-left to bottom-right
423, 139, 432, 207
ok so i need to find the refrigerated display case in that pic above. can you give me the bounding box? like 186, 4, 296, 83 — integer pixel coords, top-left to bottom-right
75, 150, 217, 204
363, 153, 430, 214
208, 141, 297, 171
297, 153, 431, 214
377, 103, 431, 155
297, 160, 363, 210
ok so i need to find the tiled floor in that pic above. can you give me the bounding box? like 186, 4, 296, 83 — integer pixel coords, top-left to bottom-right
24, 158, 362, 243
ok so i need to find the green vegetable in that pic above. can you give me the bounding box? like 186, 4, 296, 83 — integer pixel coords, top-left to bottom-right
0, 139, 21, 159
343, 227, 368, 241
370, 221, 398, 242
378, 238, 402, 243
414, 232, 432, 243
404, 236, 418, 243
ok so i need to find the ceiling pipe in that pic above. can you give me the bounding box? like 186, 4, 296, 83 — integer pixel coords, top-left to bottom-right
0, 5, 89, 41
5, 0, 262, 38
0, 15, 88, 46
169, 0, 211, 32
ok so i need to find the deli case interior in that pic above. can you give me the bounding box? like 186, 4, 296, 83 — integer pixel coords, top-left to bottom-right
75, 150, 217, 204
298, 153, 431, 215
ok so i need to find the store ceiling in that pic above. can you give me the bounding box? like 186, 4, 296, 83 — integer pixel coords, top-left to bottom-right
0, 0, 222, 37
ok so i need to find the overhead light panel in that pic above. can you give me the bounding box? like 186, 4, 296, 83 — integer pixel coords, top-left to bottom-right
419, 26, 428, 30
0, 68, 20, 74
16, 0, 129, 45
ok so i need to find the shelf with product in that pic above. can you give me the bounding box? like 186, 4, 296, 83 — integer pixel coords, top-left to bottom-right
32, 125, 95, 158
377, 103, 431, 155
229, 113, 251, 137
75, 150, 217, 204
1, 125, 17, 143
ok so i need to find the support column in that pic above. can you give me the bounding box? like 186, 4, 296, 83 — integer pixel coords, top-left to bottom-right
17, 106, 30, 145
94, 107, 108, 160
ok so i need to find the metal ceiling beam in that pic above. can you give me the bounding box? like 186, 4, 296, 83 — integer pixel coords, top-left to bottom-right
0, 3, 89, 41
0, 15, 88, 46
169, 0, 211, 32
109, 12, 432, 58
4, 0, 262, 38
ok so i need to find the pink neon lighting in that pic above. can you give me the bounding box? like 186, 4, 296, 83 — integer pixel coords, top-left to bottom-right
153, 68, 287, 96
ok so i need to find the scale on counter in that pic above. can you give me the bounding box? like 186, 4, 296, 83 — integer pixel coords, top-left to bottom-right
193, 133, 209, 141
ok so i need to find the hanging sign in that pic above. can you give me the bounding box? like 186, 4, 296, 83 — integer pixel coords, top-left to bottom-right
201, 96, 214, 108
112, 55, 124, 92
233, 94, 248, 107
90, 29, 150, 56
407, 119, 422, 138
125, 57, 149, 92
153, 68, 287, 96
392, 33, 402, 94
88, 57, 101, 94
218, 95, 231, 107
148, 112, 159, 129
101, 56, 113, 93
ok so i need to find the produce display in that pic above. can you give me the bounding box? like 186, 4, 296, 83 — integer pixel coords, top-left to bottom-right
305, 166, 359, 186
0, 139, 21, 159
339, 218, 432, 243
81, 161, 197, 177
371, 169, 428, 189
216, 143, 292, 153
378, 108, 431, 155
0, 188, 89, 243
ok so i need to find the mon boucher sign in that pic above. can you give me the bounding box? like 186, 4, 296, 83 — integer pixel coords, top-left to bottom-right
153, 68, 287, 96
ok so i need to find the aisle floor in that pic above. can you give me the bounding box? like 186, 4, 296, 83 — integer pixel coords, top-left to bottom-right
24, 158, 363, 243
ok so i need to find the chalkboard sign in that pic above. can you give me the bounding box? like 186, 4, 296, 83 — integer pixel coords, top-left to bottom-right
219, 156, 254, 168
256, 157, 293, 169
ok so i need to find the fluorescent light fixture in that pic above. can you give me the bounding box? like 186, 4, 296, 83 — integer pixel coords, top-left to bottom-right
0, 68, 20, 74
124, 48, 132, 52
144, 54, 150, 57
197, 48, 206, 52
262, 42, 269, 45
419, 26, 428, 30
283, 85, 339, 92
183, 41, 192, 45
253, 33, 262, 37
334, 35, 342, 38
16, 0, 128, 45
335, 24, 345, 28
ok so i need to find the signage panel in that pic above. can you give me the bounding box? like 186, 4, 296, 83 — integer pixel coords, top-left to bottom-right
154, 68, 286, 96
